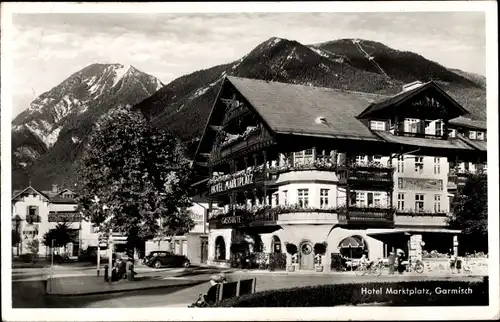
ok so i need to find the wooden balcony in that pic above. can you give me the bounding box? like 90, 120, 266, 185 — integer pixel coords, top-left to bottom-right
338, 164, 394, 190
338, 206, 394, 228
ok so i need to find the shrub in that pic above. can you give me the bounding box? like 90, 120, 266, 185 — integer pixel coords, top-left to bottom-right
313, 242, 328, 255
285, 242, 298, 255
214, 278, 489, 307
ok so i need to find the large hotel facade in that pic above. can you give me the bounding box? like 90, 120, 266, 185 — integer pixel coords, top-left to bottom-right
192, 77, 487, 271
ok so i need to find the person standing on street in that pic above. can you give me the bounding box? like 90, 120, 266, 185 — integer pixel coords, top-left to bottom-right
388, 252, 396, 275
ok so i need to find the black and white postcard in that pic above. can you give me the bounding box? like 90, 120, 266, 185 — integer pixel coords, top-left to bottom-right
1, 1, 498, 321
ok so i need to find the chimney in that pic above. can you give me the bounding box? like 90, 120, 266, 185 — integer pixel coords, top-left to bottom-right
402, 81, 424, 92
52, 184, 59, 193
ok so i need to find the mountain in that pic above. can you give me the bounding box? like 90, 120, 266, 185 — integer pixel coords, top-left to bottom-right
12, 37, 487, 189
136, 37, 486, 144
12, 63, 163, 189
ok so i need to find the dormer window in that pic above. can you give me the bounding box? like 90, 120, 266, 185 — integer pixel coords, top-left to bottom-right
370, 120, 386, 131
469, 131, 476, 140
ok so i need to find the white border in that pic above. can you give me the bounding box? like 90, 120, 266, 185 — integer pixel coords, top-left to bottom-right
1, 1, 499, 321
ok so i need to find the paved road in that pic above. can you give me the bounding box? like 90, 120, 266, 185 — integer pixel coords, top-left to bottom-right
11, 268, 483, 308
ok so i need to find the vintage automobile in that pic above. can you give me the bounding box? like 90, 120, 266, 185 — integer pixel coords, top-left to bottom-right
143, 251, 190, 268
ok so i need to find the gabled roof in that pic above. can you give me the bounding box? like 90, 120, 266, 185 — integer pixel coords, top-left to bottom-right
356, 81, 470, 119
226, 76, 384, 141
12, 186, 78, 204
449, 117, 487, 131
12, 186, 50, 201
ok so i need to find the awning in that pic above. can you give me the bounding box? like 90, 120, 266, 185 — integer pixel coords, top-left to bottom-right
339, 236, 364, 248
366, 228, 461, 235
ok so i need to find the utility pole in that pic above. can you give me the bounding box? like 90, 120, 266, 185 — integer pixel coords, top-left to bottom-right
108, 229, 113, 284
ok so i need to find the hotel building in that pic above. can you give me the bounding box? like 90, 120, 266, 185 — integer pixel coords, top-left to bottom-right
191, 77, 487, 271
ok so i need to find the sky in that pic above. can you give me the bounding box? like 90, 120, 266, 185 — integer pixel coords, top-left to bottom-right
11, 11, 486, 118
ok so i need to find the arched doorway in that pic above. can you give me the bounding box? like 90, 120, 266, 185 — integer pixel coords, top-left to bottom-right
299, 241, 314, 270
338, 235, 368, 259
215, 236, 226, 260
271, 235, 282, 253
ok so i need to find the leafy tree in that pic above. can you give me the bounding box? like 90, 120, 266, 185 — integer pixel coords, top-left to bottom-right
448, 173, 488, 253
27, 239, 39, 255
42, 222, 77, 253
76, 105, 194, 257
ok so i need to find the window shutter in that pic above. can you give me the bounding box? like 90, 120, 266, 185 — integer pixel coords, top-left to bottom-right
367, 193, 374, 205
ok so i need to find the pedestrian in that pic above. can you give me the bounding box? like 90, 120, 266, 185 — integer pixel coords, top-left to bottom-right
447, 249, 456, 274
388, 252, 396, 275
396, 254, 405, 274
456, 256, 462, 274
126, 258, 135, 281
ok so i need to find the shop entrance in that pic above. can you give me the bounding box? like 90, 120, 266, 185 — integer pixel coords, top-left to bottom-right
299, 242, 314, 270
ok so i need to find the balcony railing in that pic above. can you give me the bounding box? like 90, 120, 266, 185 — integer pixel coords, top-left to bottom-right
396, 209, 449, 217
209, 204, 394, 228
338, 162, 394, 189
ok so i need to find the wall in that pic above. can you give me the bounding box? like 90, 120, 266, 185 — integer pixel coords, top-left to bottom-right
393, 155, 449, 213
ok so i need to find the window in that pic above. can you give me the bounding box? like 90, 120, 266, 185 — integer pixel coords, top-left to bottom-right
294, 149, 314, 165
91, 225, 99, 234
367, 193, 374, 207
435, 120, 442, 136
415, 194, 424, 212
397, 155, 404, 173
434, 157, 441, 175
273, 193, 279, 206
477, 132, 484, 140
434, 195, 441, 212
397, 193, 405, 211
414, 157, 424, 174
398, 178, 404, 189
320, 189, 329, 208
448, 129, 456, 138
356, 154, 367, 165
283, 190, 288, 205
297, 189, 309, 208
356, 192, 366, 207
373, 155, 382, 165
370, 120, 386, 131
374, 193, 382, 207
26, 206, 40, 224
469, 131, 476, 140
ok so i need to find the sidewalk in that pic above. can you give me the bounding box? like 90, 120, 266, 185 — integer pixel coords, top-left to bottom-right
46, 275, 202, 296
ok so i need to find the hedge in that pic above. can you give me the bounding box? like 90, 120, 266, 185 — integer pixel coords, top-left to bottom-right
214, 278, 489, 307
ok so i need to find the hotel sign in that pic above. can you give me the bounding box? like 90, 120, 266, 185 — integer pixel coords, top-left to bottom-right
402, 178, 443, 191
48, 211, 81, 222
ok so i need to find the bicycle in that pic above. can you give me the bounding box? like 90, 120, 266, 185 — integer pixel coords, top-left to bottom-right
404, 260, 425, 274
355, 261, 382, 277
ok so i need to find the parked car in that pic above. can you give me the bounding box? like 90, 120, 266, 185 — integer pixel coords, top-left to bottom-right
143, 251, 190, 268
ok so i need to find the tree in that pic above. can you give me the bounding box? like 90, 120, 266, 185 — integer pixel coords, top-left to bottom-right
76, 105, 195, 257
448, 173, 488, 253
43, 222, 77, 254
12, 229, 21, 256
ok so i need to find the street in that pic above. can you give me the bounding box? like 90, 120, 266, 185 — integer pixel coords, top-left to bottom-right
11, 264, 485, 308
